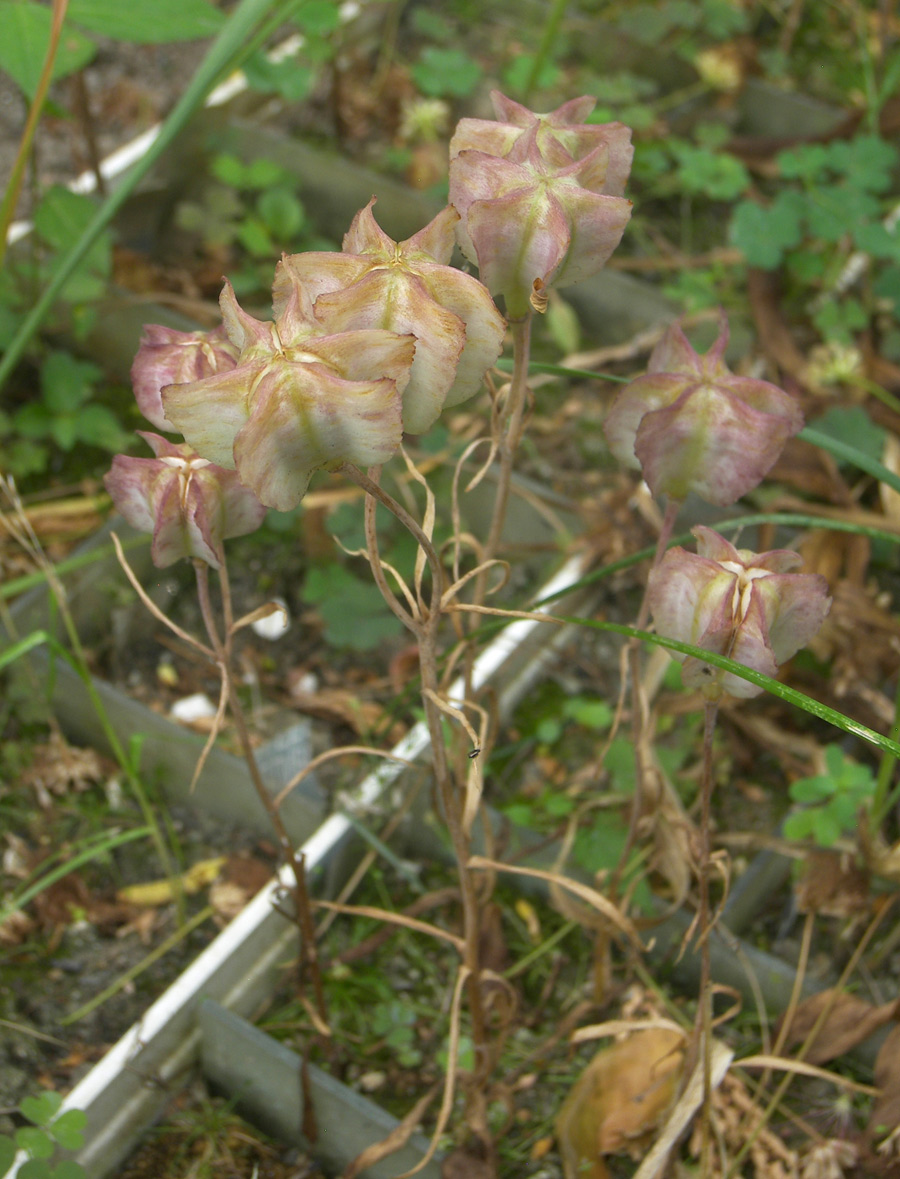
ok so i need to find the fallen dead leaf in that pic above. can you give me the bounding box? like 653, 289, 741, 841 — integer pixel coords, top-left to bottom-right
794, 850, 871, 918
777, 988, 900, 1066
0, 908, 35, 946
439, 1144, 496, 1179
867, 1024, 900, 1151
22, 731, 108, 809
529, 1136, 553, 1162
209, 880, 250, 923
286, 681, 388, 737
117, 856, 226, 907
338, 1082, 440, 1179
555, 1027, 686, 1179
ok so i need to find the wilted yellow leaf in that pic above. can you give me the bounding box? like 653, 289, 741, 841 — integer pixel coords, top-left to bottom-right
556, 1028, 685, 1179
515, 897, 541, 943
117, 857, 226, 907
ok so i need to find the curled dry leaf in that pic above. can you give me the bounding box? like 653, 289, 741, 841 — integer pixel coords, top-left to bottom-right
777, 988, 900, 1066
117, 856, 226, 907
22, 731, 107, 809
867, 1023, 900, 1151
286, 678, 390, 738
555, 1027, 686, 1179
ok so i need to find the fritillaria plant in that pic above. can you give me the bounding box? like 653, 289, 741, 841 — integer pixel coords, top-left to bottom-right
601, 314, 827, 1160
102, 87, 839, 1175
648, 526, 831, 702
103, 417, 333, 1018
104, 432, 266, 569
449, 92, 633, 319
604, 312, 803, 511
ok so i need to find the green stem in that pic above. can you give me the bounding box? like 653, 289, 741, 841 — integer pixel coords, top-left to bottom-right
0, 0, 69, 270
524, 0, 567, 102
62, 904, 214, 1024
872, 672, 900, 829
482, 313, 533, 569
55, 586, 185, 922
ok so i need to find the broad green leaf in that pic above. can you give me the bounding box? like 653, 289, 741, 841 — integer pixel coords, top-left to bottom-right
701, 0, 750, 36
50, 1162, 87, 1179
293, 0, 342, 35
21, 1092, 63, 1126
302, 564, 402, 651
40, 351, 100, 412
789, 775, 835, 803
47, 1111, 86, 1152
236, 216, 275, 258
825, 135, 897, 191
782, 811, 813, 842
32, 188, 111, 300
20, 1160, 56, 1179
777, 143, 829, 182
502, 53, 560, 95
49, 413, 80, 450
812, 807, 842, 847
853, 221, 900, 260
72, 403, 129, 451
806, 189, 879, 242
67, 0, 224, 42
536, 718, 563, 745
256, 188, 305, 240
15, 1126, 53, 1159
13, 402, 51, 441
565, 698, 613, 731
824, 744, 846, 779
544, 792, 575, 818
242, 52, 315, 101
503, 802, 534, 827
730, 193, 804, 269
412, 47, 482, 98
0, 1136, 16, 1172
810, 408, 886, 468
243, 158, 290, 190
33, 188, 99, 251
830, 794, 860, 828
0, 2, 95, 100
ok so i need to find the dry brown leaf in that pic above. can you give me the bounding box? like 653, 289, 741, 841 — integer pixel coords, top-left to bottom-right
208, 852, 272, 919
555, 1028, 685, 1179
338, 1082, 440, 1179
635, 1037, 733, 1179
209, 881, 250, 923
287, 682, 387, 736
777, 988, 900, 1065
439, 1145, 496, 1179
867, 1024, 900, 1150
639, 759, 693, 908
22, 731, 107, 809
0, 909, 35, 946
794, 850, 871, 918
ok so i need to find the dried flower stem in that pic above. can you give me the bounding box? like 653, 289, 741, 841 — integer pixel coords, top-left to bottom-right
193, 554, 327, 1024
481, 312, 533, 570
693, 699, 719, 1172
341, 463, 491, 1094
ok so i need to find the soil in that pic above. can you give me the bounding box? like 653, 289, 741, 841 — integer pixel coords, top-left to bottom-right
0, 760, 281, 1115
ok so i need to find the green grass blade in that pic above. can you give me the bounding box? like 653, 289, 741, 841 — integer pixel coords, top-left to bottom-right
557, 614, 900, 759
